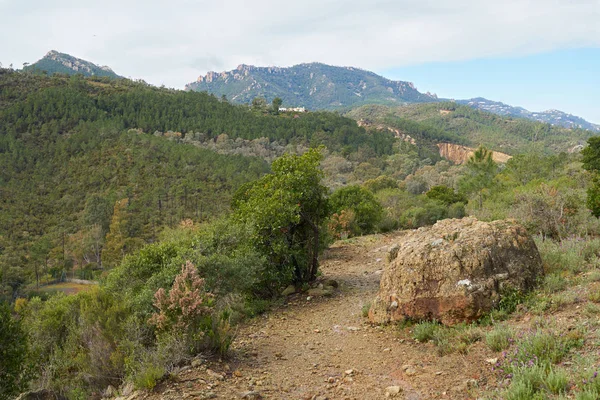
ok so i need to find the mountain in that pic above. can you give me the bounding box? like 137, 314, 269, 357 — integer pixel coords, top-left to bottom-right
185, 63, 439, 109
458, 98, 600, 132
22, 50, 121, 78
186, 62, 598, 132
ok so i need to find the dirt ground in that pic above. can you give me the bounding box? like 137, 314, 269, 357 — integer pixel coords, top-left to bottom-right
144, 232, 511, 400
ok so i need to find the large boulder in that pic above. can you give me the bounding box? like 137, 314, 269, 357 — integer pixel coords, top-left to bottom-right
369, 217, 543, 325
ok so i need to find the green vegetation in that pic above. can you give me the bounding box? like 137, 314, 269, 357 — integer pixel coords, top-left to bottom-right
232, 148, 329, 286
347, 103, 594, 154
329, 185, 384, 237
4, 63, 600, 399
0, 303, 30, 400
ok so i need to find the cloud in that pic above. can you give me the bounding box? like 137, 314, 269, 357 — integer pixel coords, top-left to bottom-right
0, 0, 598, 88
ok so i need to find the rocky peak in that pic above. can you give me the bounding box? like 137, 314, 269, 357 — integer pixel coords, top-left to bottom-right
29, 50, 119, 78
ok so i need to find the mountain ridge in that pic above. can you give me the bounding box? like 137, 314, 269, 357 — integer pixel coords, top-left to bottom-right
458, 97, 600, 132
185, 62, 439, 109
23, 50, 122, 79
186, 62, 598, 132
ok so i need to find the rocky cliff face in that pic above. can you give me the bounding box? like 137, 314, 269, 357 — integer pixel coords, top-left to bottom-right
437, 143, 511, 164
185, 62, 438, 109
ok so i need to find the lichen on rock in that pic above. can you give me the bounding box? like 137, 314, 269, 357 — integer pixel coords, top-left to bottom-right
369, 217, 543, 325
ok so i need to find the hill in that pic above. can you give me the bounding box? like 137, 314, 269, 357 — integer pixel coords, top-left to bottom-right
458, 98, 600, 133
346, 103, 596, 155
22, 50, 122, 78
185, 63, 438, 109
0, 68, 403, 298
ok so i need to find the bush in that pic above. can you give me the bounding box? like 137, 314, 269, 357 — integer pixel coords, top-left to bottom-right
486, 325, 513, 352
148, 261, 214, 352
426, 185, 467, 205
412, 321, 440, 342
0, 303, 30, 400
329, 185, 384, 236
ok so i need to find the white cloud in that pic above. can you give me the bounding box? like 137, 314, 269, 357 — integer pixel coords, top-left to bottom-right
0, 0, 598, 89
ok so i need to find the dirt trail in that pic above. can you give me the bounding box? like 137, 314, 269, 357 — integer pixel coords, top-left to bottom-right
150, 233, 499, 400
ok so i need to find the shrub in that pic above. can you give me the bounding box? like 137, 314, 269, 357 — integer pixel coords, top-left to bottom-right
544, 272, 567, 293
486, 325, 513, 352
412, 321, 440, 342
0, 303, 30, 400
426, 185, 467, 205
148, 261, 214, 352
329, 185, 384, 236
545, 368, 569, 394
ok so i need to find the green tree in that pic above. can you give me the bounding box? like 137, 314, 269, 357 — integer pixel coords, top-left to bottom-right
582, 137, 600, 217
232, 148, 329, 287
102, 199, 129, 268
272, 97, 283, 114
84, 195, 113, 234
459, 146, 498, 209
329, 185, 384, 236
0, 303, 30, 400
251, 97, 267, 111
30, 235, 52, 289
426, 185, 467, 206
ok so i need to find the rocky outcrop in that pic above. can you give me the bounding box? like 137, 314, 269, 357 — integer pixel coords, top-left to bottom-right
369, 217, 543, 325
357, 119, 416, 145
437, 143, 511, 164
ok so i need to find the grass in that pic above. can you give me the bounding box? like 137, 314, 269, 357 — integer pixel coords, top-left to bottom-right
32, 282, 96, 296
412, 321, 440, 343
486, 324, 513, 352
410, 321, 482, 356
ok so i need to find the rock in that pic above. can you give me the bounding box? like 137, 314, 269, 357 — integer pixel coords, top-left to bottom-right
385, 386, 402, 397
206, 369, 224, 380
369, 218, 543, 325
241, 392, 262, 399
16, 390, 59, 400
281, 285, 296, 296
191, 358, 203, 368
104, 385, 117, 398
486, 358, 498, 364
323, 279, 339, 288
307, 288, 333, 297
388, 244, 400, 262
120, 382, 134, 397
405, 367, 417, 376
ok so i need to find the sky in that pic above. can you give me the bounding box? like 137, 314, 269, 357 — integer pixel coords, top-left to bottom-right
1, 0, 599, 122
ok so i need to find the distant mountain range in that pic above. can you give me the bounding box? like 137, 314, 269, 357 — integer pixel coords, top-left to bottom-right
23, 50, 121, 79
20, 52, 598, 132
186, 63, 599, 132
185, 63, 439, 109
458, 98, 600, 132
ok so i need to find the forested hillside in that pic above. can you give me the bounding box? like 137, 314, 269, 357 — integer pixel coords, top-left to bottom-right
346, 103, 595, 154
0, 69, 397, 301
